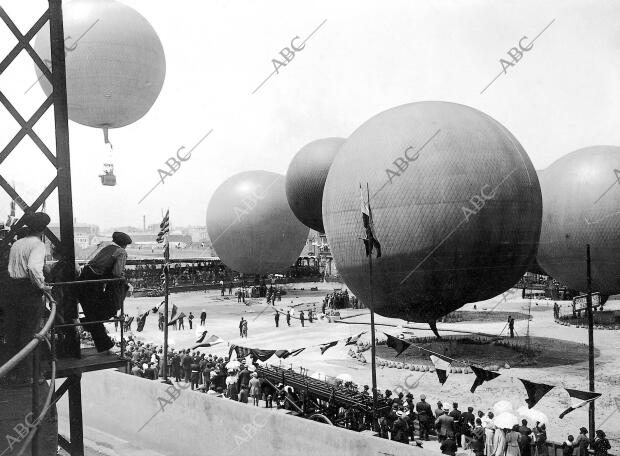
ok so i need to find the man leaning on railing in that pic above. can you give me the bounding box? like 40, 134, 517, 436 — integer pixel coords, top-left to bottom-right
77, 231, 131, 353
3, 212, 52, 384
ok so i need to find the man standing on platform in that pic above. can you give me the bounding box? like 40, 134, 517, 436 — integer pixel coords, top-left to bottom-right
4, 213, 52, 381
78, 231, 131, 352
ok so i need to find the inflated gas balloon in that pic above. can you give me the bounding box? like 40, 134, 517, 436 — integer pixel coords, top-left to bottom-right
537, 146, 620, 295
207, 171, 309, 275
322, 101, 541, 327
526, 170, 548, 276
34, 0, 166, 129
285, 138, 345, 233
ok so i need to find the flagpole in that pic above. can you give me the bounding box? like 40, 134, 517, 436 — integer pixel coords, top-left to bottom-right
586, 244, 595, 440
163, 211, 170, 384
366, 183, 378, 432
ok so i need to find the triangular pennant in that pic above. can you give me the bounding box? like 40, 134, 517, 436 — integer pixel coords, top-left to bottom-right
250, 349, 277, 362
519, 379, 555, 408
320, 341, 338, 355
470, 365, 501, 393
196, 330, 209, 343
559, 388, 601, 419
345, 332, 365, 346
385, 333, 410, 357
191, 335, 225, 350
167, 312, 186, 326
289, 348, 305, 357
234, 345, 252, 359
136, 312, 149, 332
430, 355, 451, 385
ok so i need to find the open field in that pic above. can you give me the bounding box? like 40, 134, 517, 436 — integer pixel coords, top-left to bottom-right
112, 284, 620, 448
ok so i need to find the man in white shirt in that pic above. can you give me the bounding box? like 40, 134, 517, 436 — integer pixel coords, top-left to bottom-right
3, 212, 51, 383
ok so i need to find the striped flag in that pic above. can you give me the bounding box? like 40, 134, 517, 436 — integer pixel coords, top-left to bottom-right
157, 209, 170, 262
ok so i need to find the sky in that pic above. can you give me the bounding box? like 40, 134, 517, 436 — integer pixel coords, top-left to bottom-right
0, 0, 619, 231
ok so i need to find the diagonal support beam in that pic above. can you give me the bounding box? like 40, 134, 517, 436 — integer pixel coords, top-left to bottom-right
0, 8, 52, 80
0, 91, 56, 166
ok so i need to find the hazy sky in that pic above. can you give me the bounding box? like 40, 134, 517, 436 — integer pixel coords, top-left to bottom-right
0, 0, 618, 230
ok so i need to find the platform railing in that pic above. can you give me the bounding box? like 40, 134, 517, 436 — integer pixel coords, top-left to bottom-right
0, 277, 127, 456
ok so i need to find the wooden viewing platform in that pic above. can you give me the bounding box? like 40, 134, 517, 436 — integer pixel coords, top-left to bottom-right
46, 348, 127, 379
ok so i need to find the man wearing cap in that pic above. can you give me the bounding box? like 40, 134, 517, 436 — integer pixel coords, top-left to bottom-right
416, 394, 433, 441
78, 231, 131, 352
449, 402, 463, 447
435, 400, 445, 418
3, 212, 52, 382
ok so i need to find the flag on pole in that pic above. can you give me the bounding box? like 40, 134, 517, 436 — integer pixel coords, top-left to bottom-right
430, 355, 451, 385
157, 209, 170, 261
360, 183, 381, 257
559, 388, 601, 419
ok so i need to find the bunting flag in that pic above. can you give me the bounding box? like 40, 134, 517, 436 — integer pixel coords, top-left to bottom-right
559, 389, 602, 419
430, 355, 451, 385
385, 333, 410, 357
136, 312, 149, 332
274, 348, 305, 359
234, 345, 252, 359
170, 304, 178, 320
250, 349, 277, 362
470, 366, 501, 393
195, 330, 209, 343
345, 332, 365, 346
360, 183, 381, 257
320, 341, 338, 355
167, 311, 185, 326
151, 301, 165, 314
191, 335, 225, 350
519, 379, 555, 408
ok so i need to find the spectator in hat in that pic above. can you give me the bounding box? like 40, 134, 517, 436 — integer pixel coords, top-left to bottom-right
3, 212, 52, 382
249, 372, 261, 406
392, 410, 409, 444
449, 402, 463, 447
78, 231, 131, 352
441, 435, 458, 456
416, 394, 433, 440
435, 400, 445, 418
592, 430, 610, 456
435, 406, 455, 443
573, 428, 589, 456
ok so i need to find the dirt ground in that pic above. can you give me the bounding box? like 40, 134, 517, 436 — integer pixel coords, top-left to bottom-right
112, 284, 620, 449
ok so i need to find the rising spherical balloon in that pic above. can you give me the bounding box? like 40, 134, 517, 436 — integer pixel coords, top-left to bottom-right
34, 0, 166, 129
537, 146, 620, 295
207, 171, 309, 275
322, 101, 541, 324
285, 138, 345, 233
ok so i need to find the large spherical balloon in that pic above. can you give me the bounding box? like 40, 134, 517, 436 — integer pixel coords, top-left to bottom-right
285, 138, 345, 233
537, 146, 620, 294
34, 0, 166, 129
323, 101, 541, 324
207, 171, 309, 275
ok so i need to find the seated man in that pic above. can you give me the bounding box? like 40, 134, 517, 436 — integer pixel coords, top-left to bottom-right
78, 232, 131, 352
